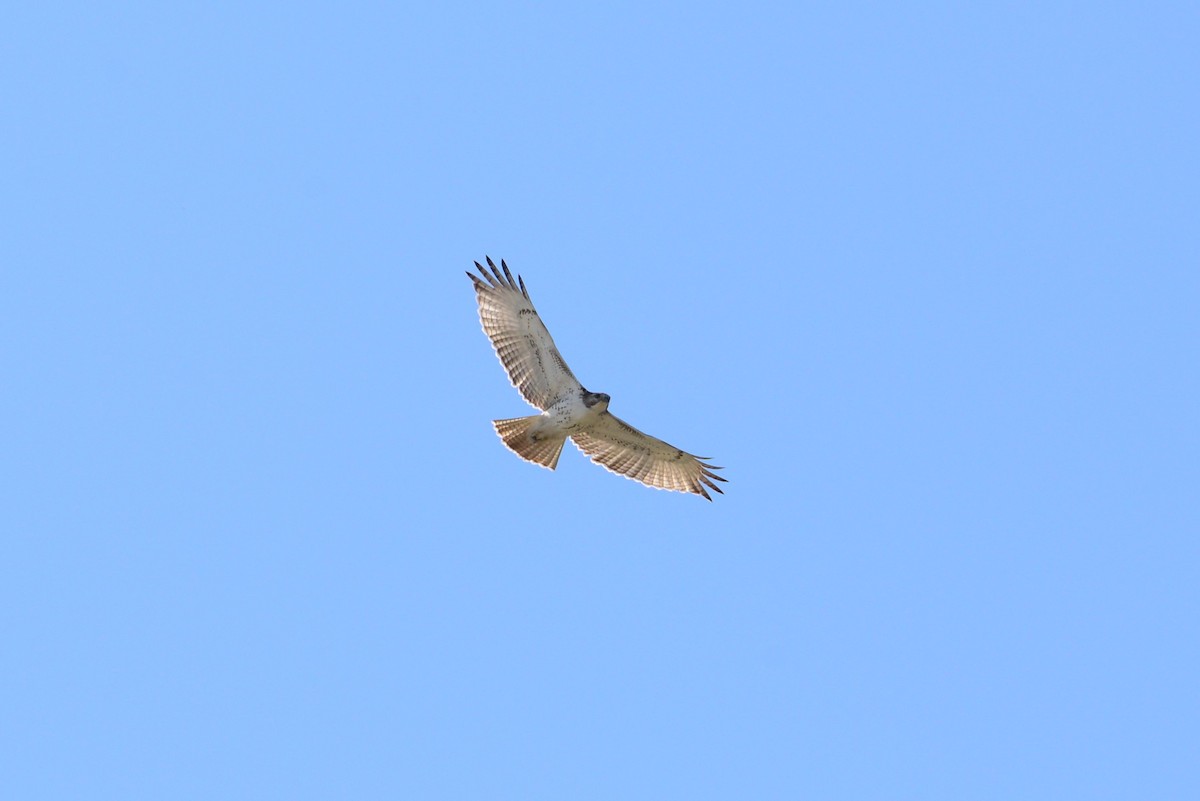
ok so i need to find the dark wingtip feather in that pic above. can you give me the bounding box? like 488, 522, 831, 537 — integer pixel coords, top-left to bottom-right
473, 261, 496, 286
500, 259, 518, 291
485, 256, 505, 285
518, 274, 528, 299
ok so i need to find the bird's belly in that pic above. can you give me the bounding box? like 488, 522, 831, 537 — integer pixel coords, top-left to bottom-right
545, 396, 592, 431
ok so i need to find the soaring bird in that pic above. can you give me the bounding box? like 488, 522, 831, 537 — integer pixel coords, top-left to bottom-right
466, 257, 726, 500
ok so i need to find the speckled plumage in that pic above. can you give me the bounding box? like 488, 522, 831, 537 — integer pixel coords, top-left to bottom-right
467, 257, 726, 500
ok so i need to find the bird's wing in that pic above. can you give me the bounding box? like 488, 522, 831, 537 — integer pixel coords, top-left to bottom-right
466, 257, 582, 410
570, 413, 727, 501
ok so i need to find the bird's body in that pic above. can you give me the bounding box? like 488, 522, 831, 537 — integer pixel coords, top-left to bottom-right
466, 257, 726, 500
544, 390, 609, 435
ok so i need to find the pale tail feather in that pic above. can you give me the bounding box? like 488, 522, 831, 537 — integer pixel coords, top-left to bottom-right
493, 416, 566, 470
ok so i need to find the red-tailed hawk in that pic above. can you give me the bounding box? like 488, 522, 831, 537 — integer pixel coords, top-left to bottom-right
467, 257, 726, 500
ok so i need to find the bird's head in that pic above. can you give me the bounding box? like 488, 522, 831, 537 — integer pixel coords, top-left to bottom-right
583, 391, 610, 410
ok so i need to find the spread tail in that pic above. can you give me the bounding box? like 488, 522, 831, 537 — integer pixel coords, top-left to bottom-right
493, 415, 566, 470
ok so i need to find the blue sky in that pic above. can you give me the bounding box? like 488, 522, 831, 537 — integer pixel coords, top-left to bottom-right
3, 2, 1197, 798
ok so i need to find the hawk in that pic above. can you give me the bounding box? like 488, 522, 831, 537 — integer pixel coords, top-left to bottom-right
466, 257, 726, 500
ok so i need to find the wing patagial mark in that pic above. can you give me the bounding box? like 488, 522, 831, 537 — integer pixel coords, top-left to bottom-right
550, 348, 572, 375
